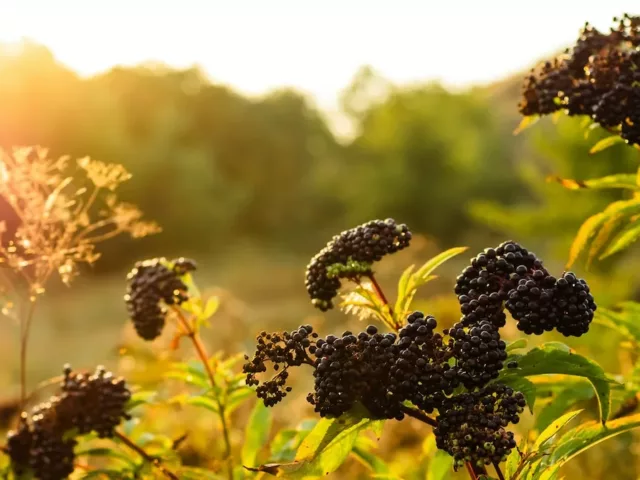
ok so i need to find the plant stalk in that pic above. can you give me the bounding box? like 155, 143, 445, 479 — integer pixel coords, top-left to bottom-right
494, 461, 506, 480
399, 404, 438, 427
19, 297, 37, 410
366, 272, 394, 317
174, 308, 233, 480
465, 462, 480, 480
114, 430, 179, 480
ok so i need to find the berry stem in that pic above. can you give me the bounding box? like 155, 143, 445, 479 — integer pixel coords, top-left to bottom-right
173, 307, 233, 480
19, 297, 37, 410
365, 272, 400, 329
465, 462, 480, 480
399, 404, 438, 427
114, 430, 179, 480
493, 461, 506, 480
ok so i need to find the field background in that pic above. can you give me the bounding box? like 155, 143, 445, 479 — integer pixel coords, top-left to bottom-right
2, 18, 640, 478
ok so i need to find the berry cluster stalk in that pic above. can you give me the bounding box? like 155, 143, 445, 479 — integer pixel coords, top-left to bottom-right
19, 298, 37, 409
364, 275, 500, 480
114, 430, 179, 480
173, 307, 233, 480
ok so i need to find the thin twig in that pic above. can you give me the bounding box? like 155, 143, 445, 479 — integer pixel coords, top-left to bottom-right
399, 404, 438, 427
465, 462, 480, 480
494, 461, 506, 480
366, 273, 393, 315
173, 307, 233, 480
19, 298, 37, 410
114, 431, 179, 480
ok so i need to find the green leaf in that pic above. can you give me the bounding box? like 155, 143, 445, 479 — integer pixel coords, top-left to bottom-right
589, 135, 625, 154
593, 307, 640, 344
242, 401, 273, 468
513, 115, 539, 135
427, 450, 453, 480
394, 246, 468, 322
165, 361, 209, 388
351, 445, 390, 475
600, 217, 640, 259
80, 470, 131, 479
535, 381, 595, 432
186, 395, 219, 413
567, 199, 640, 267
202, 296, 220, 320
543, 412, 640, 469
75, 447, 138, 467
498, 343, 615, 423
533, 409, 583, 450
226, 387, 255, 416
506, 338, 528, 352
177, 466, 225, 479
270, 420, 318, 462
126, 390, 157, 411
494, 376, 536, 412
550, 173, 638, 191
247, 405, 382, 477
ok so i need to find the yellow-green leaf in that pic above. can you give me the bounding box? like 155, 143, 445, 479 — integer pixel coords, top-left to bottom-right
546, 412, 640, 467
589, 135, 625, 154
600, 218, 640, 259
498, 343, 615, 423
533, 410, 583, 450
242, 401, 272, 467
513, 115, 540, 135
427, 450, 453, 480
549, 173, 638, 191
535, 381, 594, 432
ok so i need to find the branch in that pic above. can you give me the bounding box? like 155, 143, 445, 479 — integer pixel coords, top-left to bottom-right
114, 430, 178, 480
399, 404, 438, 427
494, 461, 506, 480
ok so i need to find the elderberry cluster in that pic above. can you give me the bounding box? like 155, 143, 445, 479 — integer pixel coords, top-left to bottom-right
243, 325, 318, 406
519, 14, 640, 146
305, 219, 411, 311
434, 385, 525, 469
125, 257, 196, 340
6, 365, 131, 480
455, 241, 596, 337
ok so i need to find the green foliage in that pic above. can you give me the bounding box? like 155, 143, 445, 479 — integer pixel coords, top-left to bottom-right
500, 342, 615, 423
246, 405, 383, 478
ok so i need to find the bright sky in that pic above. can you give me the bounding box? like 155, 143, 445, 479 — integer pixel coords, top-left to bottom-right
0, 0, 638, 112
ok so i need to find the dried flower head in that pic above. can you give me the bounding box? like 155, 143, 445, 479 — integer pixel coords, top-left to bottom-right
0, 146, 160, 293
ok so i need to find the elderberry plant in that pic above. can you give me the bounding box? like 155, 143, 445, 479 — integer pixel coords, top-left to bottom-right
243, 223, 640, 480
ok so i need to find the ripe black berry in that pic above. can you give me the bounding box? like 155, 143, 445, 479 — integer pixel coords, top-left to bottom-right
519, 14, 640, 147
243, 325, 317, 406
305, 219, 411, 311
553, 272, 597, 337
125, 257, 193, 340
434, 384, 525, 469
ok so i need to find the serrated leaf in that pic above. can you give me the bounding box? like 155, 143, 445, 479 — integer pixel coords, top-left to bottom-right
242, 401, 273, 467
543, 412, 640, 469
498, 343, 615, 423
249, 405, 382, 477
600, 217, 640, 259
427, 450, 453, 480
587, 211, 625, 267
533, 410, 583, 450
506, 338, 528, 352
513, 115, 540, 135
549, 173, 638, 191
589, 135, 625, 154
535, 381, 595, 432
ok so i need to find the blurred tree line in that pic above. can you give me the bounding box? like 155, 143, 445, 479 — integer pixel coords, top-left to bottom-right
1, 41, 638, 275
